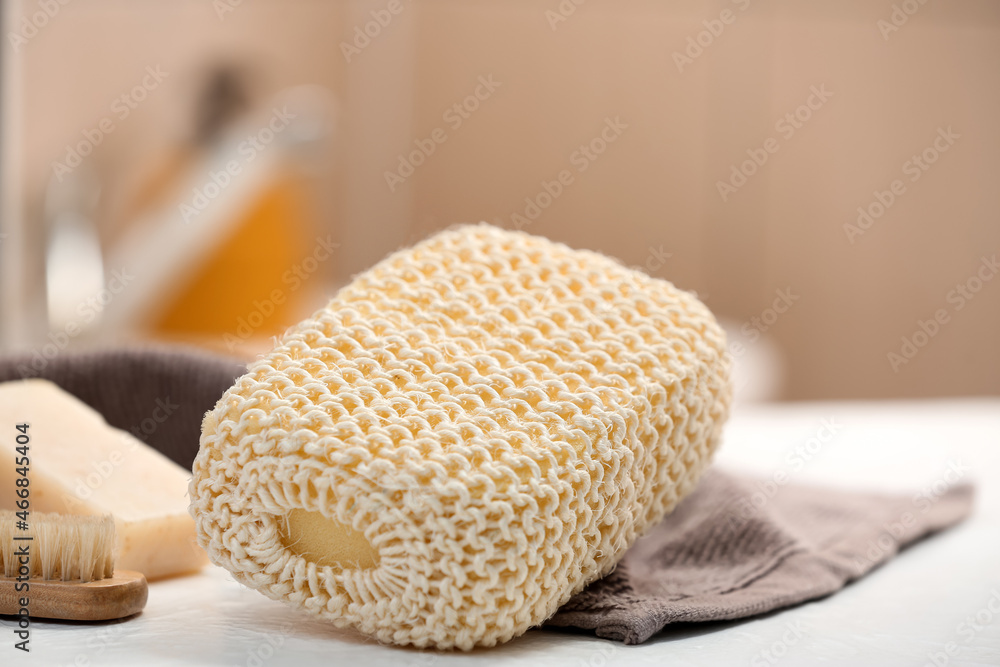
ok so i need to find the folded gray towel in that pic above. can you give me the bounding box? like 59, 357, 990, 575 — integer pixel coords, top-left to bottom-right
545, 468, 973, 643
0, 348, 974, 644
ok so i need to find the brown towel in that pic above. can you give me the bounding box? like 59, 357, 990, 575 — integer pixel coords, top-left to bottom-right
0, 346, 245, 469
545, 468, 974, 643
0, 348, 974, 644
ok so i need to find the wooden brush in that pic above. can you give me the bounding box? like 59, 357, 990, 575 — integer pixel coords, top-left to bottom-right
0, 511, 147, 621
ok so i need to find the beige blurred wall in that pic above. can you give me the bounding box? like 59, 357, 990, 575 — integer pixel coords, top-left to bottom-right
385, 0, 999, 400
11, 0, 1000, 400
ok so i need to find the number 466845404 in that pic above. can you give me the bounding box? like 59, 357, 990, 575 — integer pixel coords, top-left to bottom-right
14, 423, 30, 520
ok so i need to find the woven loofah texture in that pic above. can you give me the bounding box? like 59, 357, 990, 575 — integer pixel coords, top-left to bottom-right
189, 224, 731, 649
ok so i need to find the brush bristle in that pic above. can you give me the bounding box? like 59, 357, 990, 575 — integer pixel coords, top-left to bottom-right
0, 511, 115, 582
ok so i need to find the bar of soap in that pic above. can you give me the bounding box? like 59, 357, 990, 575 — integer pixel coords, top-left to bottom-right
0, 379, 207, 580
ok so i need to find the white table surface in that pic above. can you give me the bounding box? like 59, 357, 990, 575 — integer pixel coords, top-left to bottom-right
7, 399, 1000, 666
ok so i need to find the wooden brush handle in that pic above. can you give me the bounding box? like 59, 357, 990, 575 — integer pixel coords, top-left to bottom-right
0, 570, 147, 621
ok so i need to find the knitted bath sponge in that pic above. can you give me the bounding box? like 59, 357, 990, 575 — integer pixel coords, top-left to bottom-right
190, 224, 731, 649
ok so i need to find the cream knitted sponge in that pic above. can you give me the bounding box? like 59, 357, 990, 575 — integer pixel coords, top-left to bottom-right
189, 224, 731, 649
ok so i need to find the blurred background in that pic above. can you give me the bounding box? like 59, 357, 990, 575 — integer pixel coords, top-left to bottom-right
1, 0, 997, 402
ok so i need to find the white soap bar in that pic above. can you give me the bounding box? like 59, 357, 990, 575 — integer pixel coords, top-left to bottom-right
0, 379, 207, 580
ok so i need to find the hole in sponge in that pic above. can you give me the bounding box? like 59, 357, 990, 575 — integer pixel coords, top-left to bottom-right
278, 508, 379, 569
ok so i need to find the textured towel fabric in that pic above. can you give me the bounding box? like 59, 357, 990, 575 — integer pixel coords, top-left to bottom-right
545, 468, 974, 644
0, 351, 973, 646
